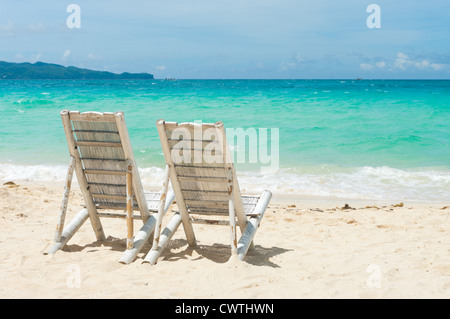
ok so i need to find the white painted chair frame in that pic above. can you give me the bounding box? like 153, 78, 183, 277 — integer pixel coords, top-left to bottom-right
143, 119, 272, 264
45, 110, 174, 264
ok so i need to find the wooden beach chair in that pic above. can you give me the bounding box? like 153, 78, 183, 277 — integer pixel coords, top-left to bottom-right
143, 119, 272, 264
46, 110, 174, 264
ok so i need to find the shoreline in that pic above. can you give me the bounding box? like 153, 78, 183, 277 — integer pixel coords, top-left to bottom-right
1, 160, 449, 205
3, 178, 448, 207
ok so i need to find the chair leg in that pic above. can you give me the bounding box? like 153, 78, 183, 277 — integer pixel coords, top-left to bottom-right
143, 213, 182, 265
55, 156, 75, 243
229, 199, 238, 256
237, 190, 272, 260
45, 208, 89, 255
126, 164, 134, 250
119, 215, 156, 264
119, 191, 175, 264
151, 164, 170, 251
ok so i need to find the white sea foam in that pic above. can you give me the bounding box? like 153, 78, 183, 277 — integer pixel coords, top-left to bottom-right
236, 166, 450, 202
0, 163, 68, 182
1, 163, 448, 202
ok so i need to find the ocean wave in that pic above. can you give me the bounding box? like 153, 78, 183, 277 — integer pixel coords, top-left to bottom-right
0, 163, 68, 182
269, 166, 450, 201
1, 163, 448, 202
13, 98, 54, 105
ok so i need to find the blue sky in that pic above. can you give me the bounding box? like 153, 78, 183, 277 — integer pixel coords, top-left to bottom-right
0, 0, 449, 79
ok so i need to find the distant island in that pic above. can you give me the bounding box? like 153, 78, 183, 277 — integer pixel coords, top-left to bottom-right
0, 61, 154, 80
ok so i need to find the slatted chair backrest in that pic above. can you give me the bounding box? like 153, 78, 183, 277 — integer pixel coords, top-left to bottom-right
61, 110, 150, 220
156, 120, 250, 232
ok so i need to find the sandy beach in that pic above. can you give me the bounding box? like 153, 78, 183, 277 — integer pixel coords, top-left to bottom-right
0, 180, 448, 299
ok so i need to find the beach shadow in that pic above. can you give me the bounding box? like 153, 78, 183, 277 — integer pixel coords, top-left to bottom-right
62, 236, 291, 268
245, 245, 292, 268
157, 239, 291, 268
62, 235, 127, 253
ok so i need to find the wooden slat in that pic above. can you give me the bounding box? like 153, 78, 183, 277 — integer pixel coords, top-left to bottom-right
170, 152, 224, 166
88, 182, 126, 187
84, 164, 126, 173
73, 130, 119, 134
168, 138, 216, 142
188, 210, 229, 215
177, 176, 228, 183
91, 194, 128, 200
75, 141, 122, 148
80, 157, 126, 162
171, 203, 260, 216
188, 203, 229, 212
174, 165, 227, 178
170, 147, 221, 152
84, 169, 127, 175
164, 121, 217, 131
87, 176, 126, 187
190, 217, 229, 226
169, 140, 219, 149
180, 189, 229, 193
185, 199, 228, 206
188, 210, 260, 217
178, 181, 229, 194
69, 111, 116, 122
97, 212, 143, 220
95, 204, 138, 211
175, 164, 225, 169
183, 193, 230, 202
187, 194, 261, 216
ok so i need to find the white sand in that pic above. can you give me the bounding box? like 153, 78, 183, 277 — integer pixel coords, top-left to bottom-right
0, 181, 449, 299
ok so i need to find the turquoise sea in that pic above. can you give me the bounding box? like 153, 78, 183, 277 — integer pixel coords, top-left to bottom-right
0, 79, 449, 201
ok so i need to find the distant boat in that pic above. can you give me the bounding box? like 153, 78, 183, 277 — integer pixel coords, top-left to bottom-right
355, 77, 363, 81
165, 78, 176, 81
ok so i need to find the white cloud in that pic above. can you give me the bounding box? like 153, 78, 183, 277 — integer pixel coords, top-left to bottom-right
0, 22, 15, 37
394, 52, 410, 70
62, 50, 71, 60
360, 53, 448, 73
87, 53, 100, 60
280, 61, 296, 71
31, 52, 42, 62
394, 52, 448, 71
360, 63, 373, 70
295, 54, 304, 63
375, 61, 386, 68
431, 63, 445, 71
155, 65, 167, 71
255, 62, 264, 69
360, 61, 386, 71
28, 22, 47, 33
